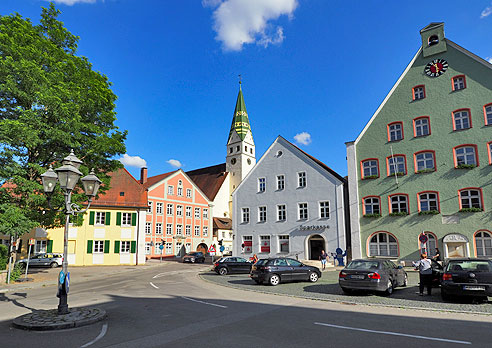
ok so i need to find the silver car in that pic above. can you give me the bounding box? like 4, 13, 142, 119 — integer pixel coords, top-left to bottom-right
16, 253, 63, 268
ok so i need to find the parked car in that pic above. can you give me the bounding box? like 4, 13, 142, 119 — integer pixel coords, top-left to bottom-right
440, 258, 492, 301
430, 259, 444, 287
338, 259, 407, 296
250, 258, 321, 286
16, 253, 63, 268
182, 252, 205, 263
213, 256, 252, 275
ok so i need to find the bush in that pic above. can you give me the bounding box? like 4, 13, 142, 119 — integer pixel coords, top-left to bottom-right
7, 264, 24, 283
0, 244, 7, 271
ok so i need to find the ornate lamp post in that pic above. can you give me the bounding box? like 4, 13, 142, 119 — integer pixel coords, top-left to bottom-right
41, 150, 101, 315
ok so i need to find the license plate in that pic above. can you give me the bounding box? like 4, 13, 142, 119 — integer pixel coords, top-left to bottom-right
463, 286, 485, 291
351, 275, 364, 279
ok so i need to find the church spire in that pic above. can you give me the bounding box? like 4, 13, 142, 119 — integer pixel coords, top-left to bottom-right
228, 82, 251, 141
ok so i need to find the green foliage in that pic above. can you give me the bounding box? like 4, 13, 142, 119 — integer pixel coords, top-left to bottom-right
418, 210, 440, 215
363, 175, 378, 180
459, 207, 483, 213
456, 164, 476, 169
389, 211, 409, 216
0, 204, 38, 237
0, 244, 7, 270
8, 263, 24, 283
0, 4, 126, 229
363, 213, 382, 218
416, 168, 435, 174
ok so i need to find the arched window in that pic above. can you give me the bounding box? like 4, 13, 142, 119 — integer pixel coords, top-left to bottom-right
475, 231, 492, 257
452, 75, 466, 91
419, 233, 438, 257
452, 109, 472, 131
369, 232, 398, 257
387, 122, 404, 141
363, 196, 381, 216
428, 35, 439, 46
413, 116, 430, 137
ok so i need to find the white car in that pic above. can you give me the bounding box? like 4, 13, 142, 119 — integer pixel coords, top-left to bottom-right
16, 253, 63, 268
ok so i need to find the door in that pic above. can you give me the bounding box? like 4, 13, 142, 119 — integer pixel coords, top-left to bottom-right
308, 235, 325, 260
287, 258, 309, 280
271, 258, 292, 281
236, 257, 251, 273
447, 242, 466, 258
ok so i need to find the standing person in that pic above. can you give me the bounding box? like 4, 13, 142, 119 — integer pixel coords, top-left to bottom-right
432, 248, 441, 262
414, 253, 432, 296
319, 250, 328, 271
252, 254, 258, 264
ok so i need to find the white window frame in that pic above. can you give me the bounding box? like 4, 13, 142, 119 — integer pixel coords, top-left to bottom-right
35, 240, 47, 254
185, 225, 191, 236
460, 189, 482, 209
277, 175, 285, 190
121, 212, 132, 226
156, 202, 163, 215
388, 156, 406, 175
194, 207, 200, 219
147, 201, 153, 213
416, 152, 435, 171
319, 201, 329, 219
168, 185, 174, 195
279, 235, 289, 253
176, 224, 183, 235
414, 86, 425, 100
364, 197, 380, 215
297, 172, 306, 188
120, 241, 131, 253
476, 231, 492, 257
259, 235, 271, 253
453, 76, 465, 90
186, 206, 192, 217
298, 202, 308, 220
155, 243, 162, 255
241, 207, 250, 223
145, 242, 151, 255
388, 123, 403, 141
486, 105, 492, 125
94, 240, 104, 254
258, 177, 266, 192
165, 243, 173, 255
453, 110, 471, 130
258, 206, 267, 223
203, 209, 208, 219
203, 226, 208, 237
277, 204, 286, 221
194, 226, 200, 237
155, 223, 162, 235
455, 146, 477, 166
362, 160, 378, 177
166, 204, 173, 215
414, 117, 429, 137
176, 205, 183, 217
166, 223, 173, 236
145, 222, 151, 234
369, 233, 398, 257
242, 235, 252, 253
95, 212, 105, 226
177, 187, 183, 197
390, 195, 408, 213
186, 188, 192, 198
419, 192, 438, 212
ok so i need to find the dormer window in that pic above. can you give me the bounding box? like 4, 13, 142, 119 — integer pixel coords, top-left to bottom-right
428, 35, 439, 46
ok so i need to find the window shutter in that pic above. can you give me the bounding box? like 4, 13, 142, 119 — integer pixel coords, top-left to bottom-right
116, 212, 121, 226
89, 211, 95, 225
105, 212, 111, 225
47, 240, 53, 253
87, 240, 93, 254
104, 240, 110, 253
131, 213, 137, 226
131, 241, 136, 254
114, 240, 120, 254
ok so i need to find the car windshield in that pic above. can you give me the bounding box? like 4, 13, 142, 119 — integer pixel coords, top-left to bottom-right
188, 253, 199, 256
256, 259, 269, 266
446, 260, 492, 272
346, 260, 380, 270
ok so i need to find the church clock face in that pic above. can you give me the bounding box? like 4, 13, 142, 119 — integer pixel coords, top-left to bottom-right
424, 59, 448, 77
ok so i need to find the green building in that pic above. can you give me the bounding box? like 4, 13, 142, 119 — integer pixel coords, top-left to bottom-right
346, 23, 492, 263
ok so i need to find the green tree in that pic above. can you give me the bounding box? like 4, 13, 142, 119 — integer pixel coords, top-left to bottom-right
0, 3, 127, 230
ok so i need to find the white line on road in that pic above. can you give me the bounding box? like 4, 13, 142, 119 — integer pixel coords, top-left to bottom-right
80, 323, 108, 348
314, 322, 471, 345
181, 296, 227, 308
149, 282, 159, 289
153, 269, 200, 279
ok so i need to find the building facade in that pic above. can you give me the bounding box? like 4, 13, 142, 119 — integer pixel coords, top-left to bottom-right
346, 23, 492, 262
233, 136, 347, 261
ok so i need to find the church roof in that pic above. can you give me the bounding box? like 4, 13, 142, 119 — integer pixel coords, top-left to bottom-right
143, 171, 175, 189
186, 163, 228, 201
420, 22, 444, 33
213, 217, 232, 230
228, 84, 251, 141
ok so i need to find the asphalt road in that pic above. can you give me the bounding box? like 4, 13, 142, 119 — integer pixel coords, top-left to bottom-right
1, 262, 491, 348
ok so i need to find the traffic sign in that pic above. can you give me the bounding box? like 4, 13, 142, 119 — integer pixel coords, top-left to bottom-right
159, 244, 164, 250
29, 238, 35, 246
59, 270, 65, 285
208, 245, 216, 253
65, 272, 70, 294
419, 234, 428, 243
220, 245, 225, 252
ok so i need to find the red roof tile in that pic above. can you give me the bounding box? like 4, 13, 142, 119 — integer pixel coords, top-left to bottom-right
186, 163, 228, 201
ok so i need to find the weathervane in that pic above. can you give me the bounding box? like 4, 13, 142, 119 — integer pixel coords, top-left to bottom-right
238, 74, 242, 85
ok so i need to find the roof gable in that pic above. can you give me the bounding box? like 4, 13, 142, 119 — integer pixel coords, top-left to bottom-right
186, 163, 228, 201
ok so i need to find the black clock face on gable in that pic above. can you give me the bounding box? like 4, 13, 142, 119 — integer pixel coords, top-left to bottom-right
424, 59, 448, 77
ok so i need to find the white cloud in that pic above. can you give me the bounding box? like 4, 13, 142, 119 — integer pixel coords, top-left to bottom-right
481, 3, 492, 18
167, 159, 182, 168
487, 57, 492, 64
119, 154, 147, 168
47, 0, 97, 5
204, 0, 298, 51
294, 132, 311, 146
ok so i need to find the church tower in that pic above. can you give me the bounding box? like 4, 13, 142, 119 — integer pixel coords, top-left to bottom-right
226, 82, 256, 193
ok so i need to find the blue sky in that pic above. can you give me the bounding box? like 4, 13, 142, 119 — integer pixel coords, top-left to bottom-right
2, 0, 492, 180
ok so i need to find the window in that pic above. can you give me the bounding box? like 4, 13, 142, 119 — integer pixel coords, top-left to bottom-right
414, 151, 435, 172
412, 85, 425, 100
258, 206, 267, 222
428, 35, 438, 46
258, 178, 266, 192
418, 192, 439, 212
145, 242, 151, 255
168, 185, 174, 195
277, 205, 286, 221
185, 243, 191, 253
361, 159, 379, 178
298, 172, 306, 188
476, 231, 492, 257
387, 122, 403, 141
186, 188, 192, 198
260, 235, 270, 253
241, 208, 250, 223
166, 223, 172, 235
194, 207, 200, 219
156, 202, 163, 214
145, 222, 151, 234
203, 226, 208, 237
194, 226, 200, 236
319, 201, 329, 219
453, 109, 471, 130
389, 194, 408, 214
369, 232, 398, 257
454, 145, 478, 167
186, 206, 192, 217
485, 104, 492, 126
203, 209, 208, 219
95, 212, 106, 225
229, 147, 233, 154
298, 203, 308, 220
120, 241, 130, 253
185, 225, 191, 236
176, 205, 183, 216
121, 212, 131, 226
279, 235, 289, 253
413, 117, 430, 137
166, 243, 172, 254
363, 196, 380, 215
176, 224, 182, 236
155, 223, 162, 235
177, 187, 183, 196
242, 236, 252, 253
488, 142, 492, 165
147, 201, 153, 213
35, 240, 47, 254
155, 243, 162, 255
94, 240, 104, 253
459, 188, 483, 210
452, 75, 466, 91
166, 204, 173, 215
387, 155, 406, 176
277, 175, 285, 190
420, 233, 437, 257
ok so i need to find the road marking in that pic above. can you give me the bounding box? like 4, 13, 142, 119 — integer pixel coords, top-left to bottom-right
80, 323, 108, 348
181, 296, 227, 308
314, 322, 471, 345
153, 269, 202, 279
149, 282, 159, 289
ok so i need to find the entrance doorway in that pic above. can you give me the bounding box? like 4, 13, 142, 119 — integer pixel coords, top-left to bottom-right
446, 242, 466, 258
197, 243, 208, 255
308, 235, 325, 260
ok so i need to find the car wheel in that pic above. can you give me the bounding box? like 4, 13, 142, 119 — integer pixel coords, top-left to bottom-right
384, 280, 394, 296
441, 289, 451, 302
402, 274, 408, 287
341, 287, 352, 294
309, 272, 319, 283
50, 262, 58, 268
218, 267, 228, 275
269, 274, 280, 286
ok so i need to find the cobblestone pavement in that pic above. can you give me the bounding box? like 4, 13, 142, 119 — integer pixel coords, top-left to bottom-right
200, 269, 492, 315
12, 307, 106, 330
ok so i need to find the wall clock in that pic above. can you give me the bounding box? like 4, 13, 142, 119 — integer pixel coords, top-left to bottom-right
424, 59, 448, 77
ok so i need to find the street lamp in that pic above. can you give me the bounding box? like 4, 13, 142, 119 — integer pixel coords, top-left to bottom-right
41, 150, 101, 315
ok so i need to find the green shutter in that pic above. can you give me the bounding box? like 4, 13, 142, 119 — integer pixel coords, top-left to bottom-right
114, 240, 120, 254
131, 213, 137, 226
131, 241, 136, 254
104, 240, 110, 253
105, 212, 111, 225
47, 240, 53, 253
87, 240, 93, 254
89, 211, 95, 225
116, 212, 121, 226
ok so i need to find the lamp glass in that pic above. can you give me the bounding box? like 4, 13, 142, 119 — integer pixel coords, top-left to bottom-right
41, 169, 58, 193
81, 171, 101, 197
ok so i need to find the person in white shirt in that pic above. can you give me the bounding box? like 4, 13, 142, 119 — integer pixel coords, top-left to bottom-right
413, 253, 433, 296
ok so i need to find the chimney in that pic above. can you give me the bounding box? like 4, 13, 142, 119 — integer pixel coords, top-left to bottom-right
140, 167, 148, 184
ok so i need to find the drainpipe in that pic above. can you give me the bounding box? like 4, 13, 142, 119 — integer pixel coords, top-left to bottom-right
136, 209, 140, 265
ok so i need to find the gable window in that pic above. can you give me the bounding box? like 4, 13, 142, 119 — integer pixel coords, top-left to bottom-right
168, 185, 174, 195
413, 116, 430, 137
418, 192, 439, 213
277, 175, 285, 190
186, 206, 192, 217
177, 187, 183, 196
475, 231, 492, 257
361, 159, 379, 179
459, 188, 483, 210
145, 222, 151, 234
454, 145, 478, 167
452, 75, 466, 91
369, 232, 398, 257
258, 206, 267, 222
277, 205, 286, 221
389, 194, 409, 214
298, 172, 306, 188
453, 109, 471, 130
147, 201, 153, 213
258, 178, 266, 192
319, 201, 330, 219
166, 223, 172, 235
298, 203, 308, 220
194, 207, 200, 219
95, 212, 106, 225
186, 188, 192, 198
414, 151, 435, 172
363, 196, 380, 216
387, 122, 403, 141
387, 155, 406, 176
203, 208, 208, 219
166, 204, 173, 215
241, 208, 250, 223
155, 223, 162, 235
412, 85, 425, 100
485, 104, 492, 126
176, 205, 183, 216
